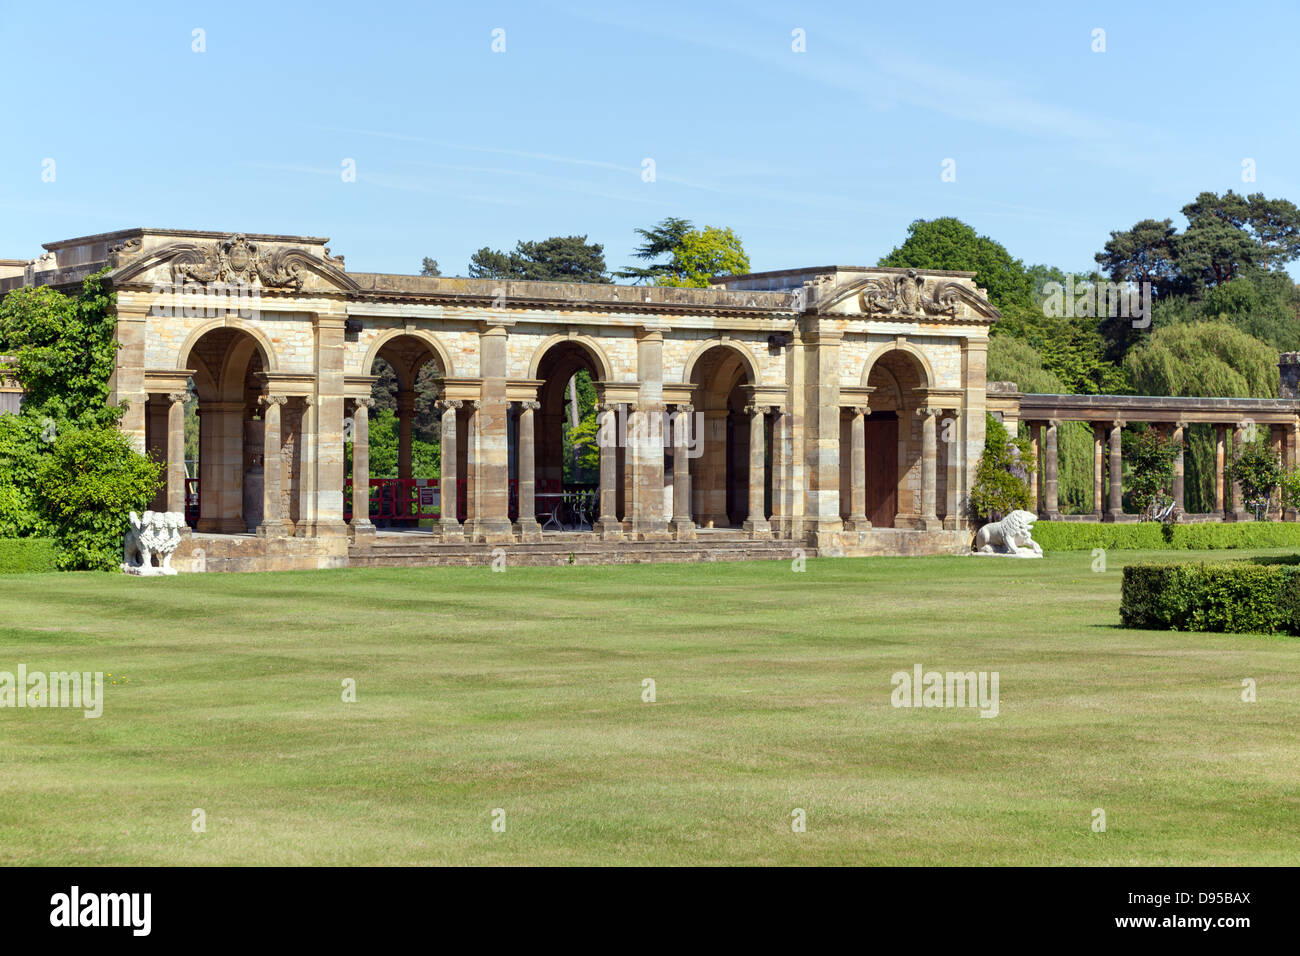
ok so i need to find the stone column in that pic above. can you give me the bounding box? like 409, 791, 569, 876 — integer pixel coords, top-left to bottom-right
1028, 423, 1040, 512
471, 325, 513, 542
943, 408, 962, 530
631, 328, 668, 539
801, 324, 844, 547
1287, 422, 1299, 522
256, 395, 287, 537
1107, 420, 1124, 520
918, 406, 940, 530
1231, 422, 1246, 521
346, 397, 374, 541
1043, 419, 1060, 520
1172, 421, 1186, 515
741, 405, 771, 537
436, 399, 463, 539
396, 390, 416, 481
847, 406, 868, 530
1270, 424, 1285, 520
595, 403, 623, 539
1214, 425, 1227, 517
166, 392, 188, 516
671, 404, 696, 540
1092, 424, 1105, 519
308, 313, 348, 536
769, 406, 793, 537
515, 400, 542, 541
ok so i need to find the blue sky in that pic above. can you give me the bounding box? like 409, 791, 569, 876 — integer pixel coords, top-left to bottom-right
3, 0, 1298, 279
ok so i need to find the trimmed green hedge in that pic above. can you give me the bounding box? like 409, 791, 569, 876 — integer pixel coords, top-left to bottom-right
1121, 561, 1300, 634
1033, 521, 1300, 552
0, 537, 58, 574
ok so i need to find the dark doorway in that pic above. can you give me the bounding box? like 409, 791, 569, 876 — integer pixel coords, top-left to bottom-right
865, 412, 898, 528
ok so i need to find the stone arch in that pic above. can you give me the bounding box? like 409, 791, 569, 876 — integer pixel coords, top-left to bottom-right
177, 319, 279, 376
527, 333, 613, 383
181, 326, 276, 534
688, 343, 759, 528
679, 338, 759, 387
360, 327, 456, 383
859, 340, 934, 389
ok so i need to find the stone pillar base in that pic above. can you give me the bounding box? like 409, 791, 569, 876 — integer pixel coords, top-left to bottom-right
918, 517, 943, 531
844, 516, 871, 532
473, 518, 515, 543
198, 517, 248, 534
942, 516, 962, 531
1286, 508, 1298, 522
893, 514, 918, 530
595, 517, 624, 540
514, 518, 543, 542
438, 520, 464, 542
1104, 510, 1123, 523
347, 520, 375, 545
305, 520, 350, 538
671, 519, 696, 541
256, 521, 287, 539
1045, 510, 1061, 521
742, 519, 772, 538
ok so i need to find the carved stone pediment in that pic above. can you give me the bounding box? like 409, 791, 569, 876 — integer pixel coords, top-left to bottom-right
859, 270, 972, 318
803, 268, 1001, 321
111, 234, 358, 293
170, 235, 304, 290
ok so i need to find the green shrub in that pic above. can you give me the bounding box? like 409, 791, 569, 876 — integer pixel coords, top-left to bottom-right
0, 537, 58, 573
34, 425, 162, 571
969, 414, 1034, 522
1034, 520, 1300, 552
1121, 560, 1300, 634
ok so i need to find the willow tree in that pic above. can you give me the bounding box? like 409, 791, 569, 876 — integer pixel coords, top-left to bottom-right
1125, 322, 1279, 513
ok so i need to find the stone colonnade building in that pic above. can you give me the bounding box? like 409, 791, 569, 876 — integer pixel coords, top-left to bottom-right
1, 229, 1001, 569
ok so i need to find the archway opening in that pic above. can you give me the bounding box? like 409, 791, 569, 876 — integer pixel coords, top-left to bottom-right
182, 327, 272, 533
689, 345, 755, 528
533, 341, 603, 529
861, 349, 930, 528
360, 334, 447, 529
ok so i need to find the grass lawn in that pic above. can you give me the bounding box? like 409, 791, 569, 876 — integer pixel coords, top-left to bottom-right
1, 548, 1297, 866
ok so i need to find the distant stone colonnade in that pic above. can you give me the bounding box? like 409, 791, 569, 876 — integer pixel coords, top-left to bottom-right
987, 382, 1300, 521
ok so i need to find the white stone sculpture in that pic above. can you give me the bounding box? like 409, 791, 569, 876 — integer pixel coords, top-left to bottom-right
973, 509, 1043, 558
122, 510, 185, 575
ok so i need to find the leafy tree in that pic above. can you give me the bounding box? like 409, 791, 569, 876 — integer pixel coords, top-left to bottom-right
1123, 427, 1177, 519
468, 236, 609, 283
0, 271, 120, 426
653, 226, 750, 288
970, 413, 1034, 522
34, 425, 162, 570
0, 413, 47, 537
1124, 322, 1279, 399
879, 217, 1033, 311
420, 258, 442, 277
615, 217, 695, 283
1181, 190, 1300, 272
1227, 436, 1282, 521
1095, 218, 1185, 296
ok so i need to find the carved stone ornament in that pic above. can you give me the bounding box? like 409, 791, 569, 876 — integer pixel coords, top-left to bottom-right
122, 510, 186, 575
859, 269, 968, 318
170, 235, 305, 291
972, 510, 1043, 558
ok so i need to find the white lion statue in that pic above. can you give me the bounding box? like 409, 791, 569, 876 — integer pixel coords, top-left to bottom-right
122, 510, 185, 575
973, 509, 1043, 558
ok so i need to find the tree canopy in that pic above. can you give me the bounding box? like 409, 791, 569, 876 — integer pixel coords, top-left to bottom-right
468, 236, 609, 283
878, 217, 1033, 312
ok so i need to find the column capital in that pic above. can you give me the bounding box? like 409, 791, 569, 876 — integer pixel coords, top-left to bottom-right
849, 405, 869, 418
259, 394, 288, 407
354, 396, 375, 410
597, 402, 619, 414
1111, 418, 1125, 430
167, 391, 190, 404
915, 405, 940, 419
434, 398, 463, 411
673, 403, 694, 415
1047, 418, 1061, 429
519, 400, 541, 412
